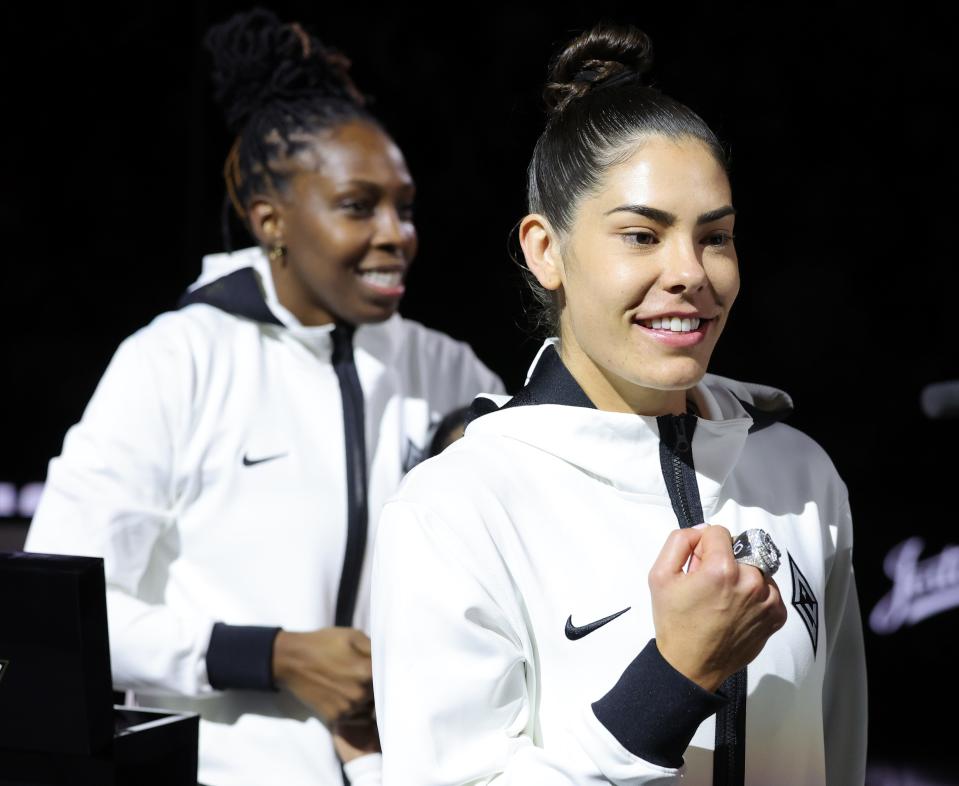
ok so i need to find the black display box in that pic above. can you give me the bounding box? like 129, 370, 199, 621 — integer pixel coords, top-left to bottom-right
0, 553, 199, 785
0, 706, 199, 786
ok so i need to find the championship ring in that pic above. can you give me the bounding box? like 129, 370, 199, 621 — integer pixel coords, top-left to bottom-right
732, 528, 781, 577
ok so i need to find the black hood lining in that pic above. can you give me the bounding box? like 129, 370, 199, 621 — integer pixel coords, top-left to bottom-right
179, 267, 283, 326
739, 398, 792, 433
466, 344, 791, 433
465, 346, 593, 426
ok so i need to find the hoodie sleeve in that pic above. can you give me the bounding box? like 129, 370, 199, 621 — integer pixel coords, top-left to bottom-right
25, 327, 218, 696
403, 320, 506, 408
372, 499, 696, 786
822, 500, 867, 786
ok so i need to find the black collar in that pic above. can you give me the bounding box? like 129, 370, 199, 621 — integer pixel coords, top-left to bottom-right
178, 268, 283, 326
467, 344, 788, 434
465, 346, 592, 425
502, 346, 595, 410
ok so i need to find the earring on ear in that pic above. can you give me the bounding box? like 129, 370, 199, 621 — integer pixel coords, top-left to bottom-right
268, 243, 287, 264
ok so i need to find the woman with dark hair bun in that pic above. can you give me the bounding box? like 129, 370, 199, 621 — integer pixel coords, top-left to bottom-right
26, 8, 502, 785
372, 22, 866, 785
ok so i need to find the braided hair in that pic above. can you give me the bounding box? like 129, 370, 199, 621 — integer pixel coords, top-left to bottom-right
205, 8, 376, 249
524, 22, 728, 335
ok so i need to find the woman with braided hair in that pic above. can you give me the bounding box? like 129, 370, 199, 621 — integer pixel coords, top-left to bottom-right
26, 8, 502, 785
371, 21, 866, 785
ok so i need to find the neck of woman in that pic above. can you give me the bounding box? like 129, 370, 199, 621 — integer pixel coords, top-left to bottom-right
558, 344, 694, 417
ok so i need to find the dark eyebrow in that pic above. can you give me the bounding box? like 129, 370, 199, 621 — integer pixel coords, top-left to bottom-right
340, 179, 382, 191
604, 204, 736, 226
696, 205, 736, 225
342, 179, 416, 195
604, 205, 677, 226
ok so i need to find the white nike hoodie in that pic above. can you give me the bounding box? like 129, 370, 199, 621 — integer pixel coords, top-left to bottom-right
26, 246, 503, 786
371, 340, 866, 785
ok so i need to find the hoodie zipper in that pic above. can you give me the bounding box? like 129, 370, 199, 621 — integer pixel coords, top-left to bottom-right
658, 413, 702, 530
671, 417, 695, 527
657, 413, 746, 786
330, 325, 369, 629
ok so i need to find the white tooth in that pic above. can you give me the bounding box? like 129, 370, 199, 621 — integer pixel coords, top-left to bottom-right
652, 318, 662, 329
362, 271, 401, 286
670, 317, 682, 332
681, 318, 691, 332
691, 317, 700, 330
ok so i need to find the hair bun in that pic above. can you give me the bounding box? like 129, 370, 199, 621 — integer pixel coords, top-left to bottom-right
205, 7, 363, 135
543, 23, 654, 115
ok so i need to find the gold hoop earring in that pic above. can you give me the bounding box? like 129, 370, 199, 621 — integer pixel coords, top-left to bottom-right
268, 243, 287, 264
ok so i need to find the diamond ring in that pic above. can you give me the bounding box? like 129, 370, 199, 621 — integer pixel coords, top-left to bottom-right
732, 529, 781, 577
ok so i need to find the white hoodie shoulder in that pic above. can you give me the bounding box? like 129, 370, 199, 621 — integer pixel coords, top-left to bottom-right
372, 346, 865, 786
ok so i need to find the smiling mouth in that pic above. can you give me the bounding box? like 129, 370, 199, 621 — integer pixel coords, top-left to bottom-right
639, 316, 713, 333
358, 269, 404, 288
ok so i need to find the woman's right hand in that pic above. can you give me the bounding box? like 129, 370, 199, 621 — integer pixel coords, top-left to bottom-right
272, 627, 374, 724
333, 715, 381, 762
648, 525, 787, 693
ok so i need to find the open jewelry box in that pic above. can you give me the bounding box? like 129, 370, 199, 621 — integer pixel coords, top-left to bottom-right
0, 552, 198, 785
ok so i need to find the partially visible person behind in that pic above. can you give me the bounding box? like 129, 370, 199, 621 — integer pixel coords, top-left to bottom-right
26, 8, 502, 786
371, 21, 866, 785
428, 405, 471, 455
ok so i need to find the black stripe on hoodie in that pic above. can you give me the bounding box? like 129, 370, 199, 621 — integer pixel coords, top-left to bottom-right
657, 412, 747, 786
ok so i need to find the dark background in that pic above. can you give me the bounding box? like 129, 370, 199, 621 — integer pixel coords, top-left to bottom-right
3, 2, 957, 781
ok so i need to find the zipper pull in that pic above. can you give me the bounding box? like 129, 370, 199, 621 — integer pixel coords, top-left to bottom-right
674, 417, 690, 454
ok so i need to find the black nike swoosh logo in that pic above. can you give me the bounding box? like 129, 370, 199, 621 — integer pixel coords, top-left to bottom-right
565, 607, 631, 640
242, 452, 288, 467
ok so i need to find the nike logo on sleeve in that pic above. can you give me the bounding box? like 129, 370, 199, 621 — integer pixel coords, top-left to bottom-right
564, 607, 631, 640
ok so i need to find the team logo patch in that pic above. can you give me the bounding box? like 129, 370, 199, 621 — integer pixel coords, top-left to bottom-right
0, 660, 8, 684
789, 552, 819, 656
402, 437, 428, 474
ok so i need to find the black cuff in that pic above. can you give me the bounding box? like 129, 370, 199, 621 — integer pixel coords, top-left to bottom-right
206, 622, 282, 691
591, 638, 727, 768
